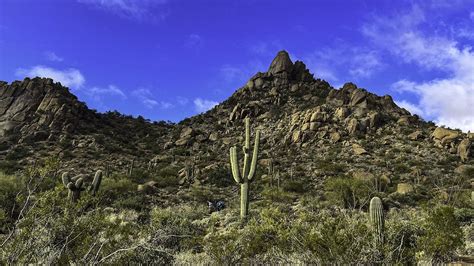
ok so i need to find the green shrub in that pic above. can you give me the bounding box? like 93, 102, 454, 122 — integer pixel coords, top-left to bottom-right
418, 205, 463, 262
384, 210, 423, 264
206, 166, 233, 187
150, 205, 205, 251
324, 177, 375, 209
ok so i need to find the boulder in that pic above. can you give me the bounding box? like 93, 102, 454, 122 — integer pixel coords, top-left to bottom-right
396, 183, 414, 194
335, 107, 349, 120
330, 132, 341, 143
432, 127, 460, 145
368, 112, 382, 128
457, 138, 471, 162
292, 130, 302, 143
397, 116, 411, 126
408, 130, 423, 140
352, 143, 368, 155
350, 89, 368, 107
347, 118, 359, 135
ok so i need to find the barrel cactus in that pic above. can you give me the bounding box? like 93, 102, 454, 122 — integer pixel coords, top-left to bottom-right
369, 196, 384, 247
229, 117, 260, 219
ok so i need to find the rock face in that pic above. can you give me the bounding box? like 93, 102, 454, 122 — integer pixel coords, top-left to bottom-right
268, 50, 293, 74
1, 50, 472, 186
0, 78, 95, 143
457, 138, 471, 162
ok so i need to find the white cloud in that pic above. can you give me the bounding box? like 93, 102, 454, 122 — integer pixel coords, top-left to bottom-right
185, 34, 203, 49
16, 65, 85, 89
44, 51, 64, 62
177, 96, 189, 106
87, 84, 127, 99
395, 100, 425, 117
348, 51, 382, 78
220, 65, 245, 83
77, 0, 168, 21
303, 46, 383, 84
364, 4, 474, 131
131, 88, 173, 109
194, 98, 217, 113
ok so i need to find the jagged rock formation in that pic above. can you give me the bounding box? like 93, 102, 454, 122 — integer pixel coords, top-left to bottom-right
0, 51, 472, 189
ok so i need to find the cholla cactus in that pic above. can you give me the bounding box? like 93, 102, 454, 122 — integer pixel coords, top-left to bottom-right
90, 170, 103, 196
369, 196, 384, 247
229, 117, 260, 219
62, 172, 85, 203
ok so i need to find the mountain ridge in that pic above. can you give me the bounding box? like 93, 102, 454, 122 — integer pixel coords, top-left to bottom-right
0, 51, 472, 187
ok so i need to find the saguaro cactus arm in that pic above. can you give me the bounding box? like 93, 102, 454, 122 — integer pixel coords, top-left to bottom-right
90, 170, 103, 195
230, 146, 242, 183
62, 172, 70, 187
242, 118, 251, 178
247, 130, 260, 181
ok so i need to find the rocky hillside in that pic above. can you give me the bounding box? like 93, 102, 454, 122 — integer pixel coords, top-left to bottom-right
0, 50, 472, 193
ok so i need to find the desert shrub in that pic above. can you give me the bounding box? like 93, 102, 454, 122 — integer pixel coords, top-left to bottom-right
282, 178, 310, 193
418, 205, 463, 262
129, 168, 150, 183
1, 187, 143, 264
186, 184, 214, 202
293, 209, 375, 264
204, 228, 243, 264
5, 146, 29, 161
99, 175, 136, 205
153, 175, 180, 188
324, 177, 375, 209
206, 166, 233, 187
261, 187, 295, 204
204, 206, 292, 264
150, 205, 205, 252
113, 194, 147, 211
0, 160, 20, 175
317, 159, 346, 174
384, 209, 423, 264
0, 172, 22, 231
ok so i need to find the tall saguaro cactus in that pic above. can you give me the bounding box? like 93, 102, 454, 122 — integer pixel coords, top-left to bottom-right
369, 197, 384, 247
229, 117, 260, 219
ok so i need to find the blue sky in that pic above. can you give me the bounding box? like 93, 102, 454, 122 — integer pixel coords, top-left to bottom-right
0, 0, 473, 131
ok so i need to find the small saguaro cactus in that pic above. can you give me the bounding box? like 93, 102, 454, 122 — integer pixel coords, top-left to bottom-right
128, 159, 135, 177
369, 196, 384, 247
90, 170, 103, 196
229, 117, 260, 219
62, 172, 85, 203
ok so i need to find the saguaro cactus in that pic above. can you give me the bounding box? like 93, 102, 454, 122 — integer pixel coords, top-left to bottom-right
90, 170, 103, 196
369, 196, 384, 247
229, 117, 260, 219
62, 172, 85, 203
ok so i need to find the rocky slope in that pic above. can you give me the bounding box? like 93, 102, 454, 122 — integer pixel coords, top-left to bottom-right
0, 51, 472, 196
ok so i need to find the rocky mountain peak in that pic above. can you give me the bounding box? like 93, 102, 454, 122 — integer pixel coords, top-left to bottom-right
268, 50, 294, 74
0, 77, 96, 144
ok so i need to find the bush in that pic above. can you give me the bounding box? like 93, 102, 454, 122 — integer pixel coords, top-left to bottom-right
384, 209, 423, 264
206, 166, 233, 187
418, 205, 463, 262
150, 205, 205, 251
294, 209, 375, 264
324, 177, 375, 209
